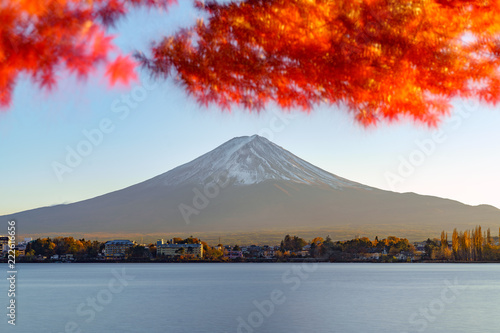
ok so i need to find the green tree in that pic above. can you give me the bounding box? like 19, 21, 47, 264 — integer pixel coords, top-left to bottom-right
128, 245, 148, 258
280, 235, 306, 252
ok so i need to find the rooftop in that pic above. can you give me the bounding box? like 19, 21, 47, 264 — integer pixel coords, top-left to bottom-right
105, 240, 134, 245
158, 243, 202, 248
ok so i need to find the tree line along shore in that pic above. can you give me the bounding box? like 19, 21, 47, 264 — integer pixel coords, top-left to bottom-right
2, 225, 500, 263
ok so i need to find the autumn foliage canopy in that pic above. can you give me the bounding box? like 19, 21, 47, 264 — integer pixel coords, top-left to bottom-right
0, 0, 175, 108
3, 0, 500, 126
141, 0, 500, 125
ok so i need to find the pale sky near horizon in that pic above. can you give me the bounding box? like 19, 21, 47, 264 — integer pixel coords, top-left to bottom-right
1, 2, 500, 216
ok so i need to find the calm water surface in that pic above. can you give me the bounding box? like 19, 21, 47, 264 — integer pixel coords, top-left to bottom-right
0, 263, 499, 332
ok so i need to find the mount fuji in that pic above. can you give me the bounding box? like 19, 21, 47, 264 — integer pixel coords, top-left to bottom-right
3, 135, 500, 241
139, 134, 369, 189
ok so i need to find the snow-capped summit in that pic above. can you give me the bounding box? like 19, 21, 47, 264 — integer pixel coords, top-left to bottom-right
145, 135, 367, 188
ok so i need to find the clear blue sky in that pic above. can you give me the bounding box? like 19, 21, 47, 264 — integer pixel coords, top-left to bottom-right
1, 2, 500, 215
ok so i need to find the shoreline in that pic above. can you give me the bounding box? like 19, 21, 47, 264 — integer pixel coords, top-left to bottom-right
2, 259, 499, 264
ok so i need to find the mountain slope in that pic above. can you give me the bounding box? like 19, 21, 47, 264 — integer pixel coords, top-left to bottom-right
137, 134, 369, 189
3, 135, 500, 239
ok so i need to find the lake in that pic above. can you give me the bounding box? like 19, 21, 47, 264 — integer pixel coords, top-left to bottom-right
0, 263, 499, 332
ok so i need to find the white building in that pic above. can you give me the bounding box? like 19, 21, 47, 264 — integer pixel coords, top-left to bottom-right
156, 239, 203, 258
104, 240, 135, 259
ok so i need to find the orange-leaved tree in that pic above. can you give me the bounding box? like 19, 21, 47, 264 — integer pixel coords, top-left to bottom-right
138, 0, 500, 126
3, 0, 500, 126
0, 0, 175, 108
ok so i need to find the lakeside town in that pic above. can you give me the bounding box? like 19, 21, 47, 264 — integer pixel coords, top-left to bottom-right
2, 225, 500, 263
